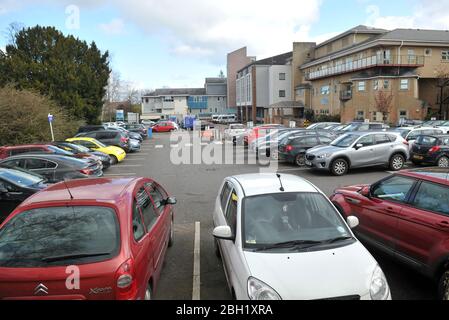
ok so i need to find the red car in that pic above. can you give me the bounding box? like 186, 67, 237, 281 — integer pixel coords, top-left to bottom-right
244, 124, 284, 145
330, 168, 449, 299
0, 177, 176, 300
0, 144, 100, 164
152, 122, 177, 133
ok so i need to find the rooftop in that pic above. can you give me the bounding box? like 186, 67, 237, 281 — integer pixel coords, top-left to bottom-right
144, 88, 206, 97
237, 51, 293, 73
316, 25, 387, 49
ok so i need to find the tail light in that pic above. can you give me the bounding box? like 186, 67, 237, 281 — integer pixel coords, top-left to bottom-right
286, 145, 293, 152
80, 168, 93, 175
120, 137, 128, 143
403, 140, 409, 146
115, 259, 137, 300
429, 146, 441, 153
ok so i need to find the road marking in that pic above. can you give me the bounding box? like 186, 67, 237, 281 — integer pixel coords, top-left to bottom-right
213, 141, 223, 145
124, 158, 147, 161
186, 143, 193, 147
155, 145, 164, 149
171, 144, 179, 148
104, 173, 137, 176
192, 221, 201, 301
276, 167, 310, 173
115, 164, 143, 168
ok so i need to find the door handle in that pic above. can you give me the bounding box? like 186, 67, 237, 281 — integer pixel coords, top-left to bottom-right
436, 221, 449, 229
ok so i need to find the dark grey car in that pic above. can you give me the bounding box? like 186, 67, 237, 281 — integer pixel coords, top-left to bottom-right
76, 130, 130, 152
0, 154, 103, 183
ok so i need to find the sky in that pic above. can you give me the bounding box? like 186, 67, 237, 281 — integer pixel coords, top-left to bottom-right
1, 0, 449, 91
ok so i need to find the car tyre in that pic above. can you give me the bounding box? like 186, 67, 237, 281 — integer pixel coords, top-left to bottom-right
110, 155, 118, 165
438, 269, 449, 300
295, 153, 306, 167
331, 158, 349, 176
438, 156, 449, 168
168, 219, 174, 247
214, 239, 221, 259
389, 154, 405, 171
144, 283, 152, 301
411, 159, 422, 166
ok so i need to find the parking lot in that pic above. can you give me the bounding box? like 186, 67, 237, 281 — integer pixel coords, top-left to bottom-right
103, 131, 437, 300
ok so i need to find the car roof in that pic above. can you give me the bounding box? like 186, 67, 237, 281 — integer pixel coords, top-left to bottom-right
68, 137, 98, 142
230, 173, 319, 197
21, 177, 144, 206
0, 144, 50, 149
0, 153, 82, 162
399, 168, 449, 185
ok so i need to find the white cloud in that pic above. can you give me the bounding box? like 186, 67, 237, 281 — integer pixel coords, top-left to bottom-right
99, 18, 125, 35
365, 1, 449, 30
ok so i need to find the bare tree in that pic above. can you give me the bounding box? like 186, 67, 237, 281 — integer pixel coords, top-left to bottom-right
104, 71, 122, 103
374, 90, 394, 122
435, 66, 449, 120
3, 22, 25, 48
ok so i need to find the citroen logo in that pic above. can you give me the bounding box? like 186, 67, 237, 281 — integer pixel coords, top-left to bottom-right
34, 283, 49, 296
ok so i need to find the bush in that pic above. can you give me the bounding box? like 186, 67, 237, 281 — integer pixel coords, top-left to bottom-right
315, 115, 341, 123
0, 86, 84, 146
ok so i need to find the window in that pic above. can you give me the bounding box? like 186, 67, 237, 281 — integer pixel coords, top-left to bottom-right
132, 202, 145, 241
383, 80, 390, 89
225, 191, 238, 237
356, 110, 365, 120
399, 110, 407, 119
425, 48, 432, 56
357, 135, 374, 147
136, 187, 159, 231
146, 182, 167, 213
375, 134, 391, 145
319, 137, 333, 145
373, 80, 379, 91
358, 81, 366, 92
320, 86, 330, 95
25, 159, 48, 170
10, 148, 33, 156
412, 182, 449, 216
279, 90, 286, 98
220, 182, 232, 211
442, 50, 449, 61
372, 176, 415, 203
279, 73, 286, 80
400, 79, 409, 90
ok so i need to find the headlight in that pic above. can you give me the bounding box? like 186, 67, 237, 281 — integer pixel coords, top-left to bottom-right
247, 277, 281, 300
370, 265, 390, 300
317, 153, 332, 159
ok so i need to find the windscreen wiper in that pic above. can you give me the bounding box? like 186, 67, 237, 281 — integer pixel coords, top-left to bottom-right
254, 240, 323, 252
324, 236, 354, 244
42, 252, 111, 263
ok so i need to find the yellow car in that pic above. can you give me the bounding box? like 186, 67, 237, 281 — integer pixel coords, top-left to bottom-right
66, 137, 126, 164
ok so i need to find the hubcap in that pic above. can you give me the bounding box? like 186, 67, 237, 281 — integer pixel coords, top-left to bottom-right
393, 156, 404, 170
443, 272, 449, 300
334, 161, 346, 175
439, 157, 449, 168
145, 288, 151, 300
296, 155, 305, 166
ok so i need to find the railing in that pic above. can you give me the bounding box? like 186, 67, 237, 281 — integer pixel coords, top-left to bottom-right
306, 55, 425, 80
340, 90, 352, 101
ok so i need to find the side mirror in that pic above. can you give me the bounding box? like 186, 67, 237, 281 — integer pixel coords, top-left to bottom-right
347, 216, 360, 229
0, 185, 8, 194
166, 197, 177, 205
360, 186, 371, 198
355, 143, 363, 150
213, 226, 234, 241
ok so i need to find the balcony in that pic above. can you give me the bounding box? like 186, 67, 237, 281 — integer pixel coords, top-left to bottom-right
305, 55, 425, 81
340, 90, 352, 101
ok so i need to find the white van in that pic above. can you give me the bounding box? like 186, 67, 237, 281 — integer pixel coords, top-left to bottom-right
217, 114, 237, 124
212, 115, 220, 123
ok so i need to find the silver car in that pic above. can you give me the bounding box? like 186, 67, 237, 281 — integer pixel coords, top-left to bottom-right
305, 132, 409, 176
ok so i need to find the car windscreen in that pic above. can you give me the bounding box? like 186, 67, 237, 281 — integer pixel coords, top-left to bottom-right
416, 136, 438, 146
243, 193, 351, 250
0, 206, 120, 268
0, 169, 44, 187
341, 123, 359, 131
66, 143, 91, 153
331, 134, 359, 147
47, 145, 74, 156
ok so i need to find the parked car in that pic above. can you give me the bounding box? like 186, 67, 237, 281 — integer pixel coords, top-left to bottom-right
279, 135, 334, 166
213, 173, 390, 300
129, 139, 141, 153
66, 137, 126, 164
436, 121, 449, 134
217, 114, 237, 124
330, 168, 449, 299
76, 130, 131, 153
307, 122, 340, 130
0, 154, 103, 183
124, 124, 148, 139
339, 122, 390, 133
52, 142, 112, 170
107, 126, 143, 143
77, 125, 107, 134
250, 129, 304, 156
390, 127, 444, 150
244, 124, 285, 146
224, 124, 246, 141
141, 120, 156, 127
152, 121, 177, 133
410, 135, 449, 167
305, 132, 409, 176
0, 167, 48, 223
423, 120, 446, 127
0, 177, 177, 300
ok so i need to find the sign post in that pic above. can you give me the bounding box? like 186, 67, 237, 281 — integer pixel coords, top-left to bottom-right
48, 114, 55, 142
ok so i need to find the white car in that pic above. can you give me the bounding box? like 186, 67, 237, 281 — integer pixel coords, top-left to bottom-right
212, 174, 391, 300
436, 121, 449, 134
392, 127, 444, 150
224, 124, 247, 141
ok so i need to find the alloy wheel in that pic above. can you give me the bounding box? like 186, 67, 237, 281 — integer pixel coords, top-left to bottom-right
295, 154, 306, 167
392, 155, 404, 170
438, 157, 449, 168
333, 160, 347, 176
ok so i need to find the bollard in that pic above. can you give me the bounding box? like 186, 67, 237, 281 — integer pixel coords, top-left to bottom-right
148, 127, 153, 139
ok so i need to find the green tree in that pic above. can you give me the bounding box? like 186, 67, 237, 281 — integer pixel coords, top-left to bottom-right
0, 25, 110, 124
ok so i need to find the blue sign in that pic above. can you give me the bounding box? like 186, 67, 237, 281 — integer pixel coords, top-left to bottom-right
116, 110, 125, 121
48, 114, 54, 123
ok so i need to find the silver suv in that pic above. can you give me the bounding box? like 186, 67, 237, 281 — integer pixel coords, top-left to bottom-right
305, 132, 409, 176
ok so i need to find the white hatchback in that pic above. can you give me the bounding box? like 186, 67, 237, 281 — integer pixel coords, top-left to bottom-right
212, 173, 391, 300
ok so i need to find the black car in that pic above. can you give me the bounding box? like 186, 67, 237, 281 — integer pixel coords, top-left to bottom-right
77, 125, 107, 134
0, 154, 103, 183
52, 142, 112, 170
410, 135, 449, 167
278, 135, 334, 166
76, 130, 131, 152
123, 124, 148, 138
108, 127, 143, 142
0, 167, 48, 222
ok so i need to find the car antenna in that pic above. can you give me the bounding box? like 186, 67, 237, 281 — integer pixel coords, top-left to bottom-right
276, 174, 285, 192
63, 178, 74, 201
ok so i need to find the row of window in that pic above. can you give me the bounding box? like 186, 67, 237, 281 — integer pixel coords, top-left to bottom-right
313, 78, 410, 97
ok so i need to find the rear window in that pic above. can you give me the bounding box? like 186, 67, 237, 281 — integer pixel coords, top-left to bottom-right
416, 136, 438, 146
0, 206, 120, 268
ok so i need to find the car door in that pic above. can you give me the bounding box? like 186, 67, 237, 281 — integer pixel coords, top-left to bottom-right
145, 182, 171, 247
24, 158, 55, 182
396, 180, 449, 269
354, 175, 416, 250
373, 134, 394, 164
350, 134, 376, 167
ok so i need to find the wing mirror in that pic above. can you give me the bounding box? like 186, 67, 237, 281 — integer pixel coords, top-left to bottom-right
213, 226, 234, 241
360, 186, 371, 197
166, 197, 177, 205
347, 216, 360, 229
354, 143, 363, 150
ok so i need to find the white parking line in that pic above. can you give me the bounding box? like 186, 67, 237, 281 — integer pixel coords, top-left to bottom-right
186, 143, 193, 147
115, 165, 143, 168
155, 145, 164, 149
192, 221, 201, 301
171, 144, 179, 148
124, 158, 147, 161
